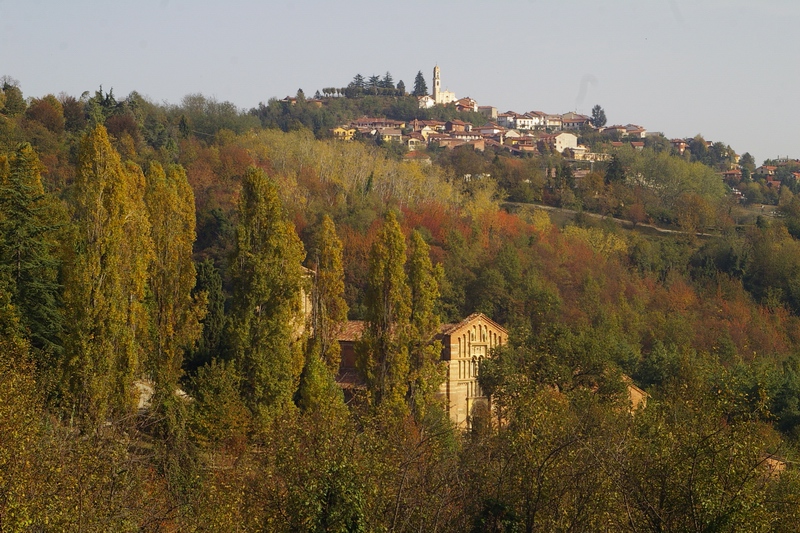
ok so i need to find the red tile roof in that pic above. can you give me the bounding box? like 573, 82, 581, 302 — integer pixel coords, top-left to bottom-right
338, 320, 365, 342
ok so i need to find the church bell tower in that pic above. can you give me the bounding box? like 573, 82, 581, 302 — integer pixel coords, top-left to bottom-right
433, 65, 441, 103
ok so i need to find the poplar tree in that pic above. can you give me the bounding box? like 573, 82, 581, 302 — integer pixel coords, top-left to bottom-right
229, 166, 306, 418
0, 143, 63, 370
356, 211, 411, 409
310, 215, 348, 374
297, 215, 348, 414
63, 125, 153, 422
145, 163, 205, 400
406, 230, 445, 416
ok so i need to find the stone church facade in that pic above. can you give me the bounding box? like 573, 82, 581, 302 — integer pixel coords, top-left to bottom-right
437, 313, 507, 428
336, 313, 507, 429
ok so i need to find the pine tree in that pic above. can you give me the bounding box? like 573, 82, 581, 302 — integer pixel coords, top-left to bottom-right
356, 211, 411, 409
63, 125, 153, 422
590, 104, 607, 128
0, 143, 64, 371
381, 71, 395, 90
406, 230, 445, 416
368, 75, 381, 95
413, 71, 428, 97
228, 166, 306, 418
352, 73, 365, 90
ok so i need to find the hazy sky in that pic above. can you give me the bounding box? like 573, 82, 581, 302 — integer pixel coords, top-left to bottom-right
2, 0, 797, 164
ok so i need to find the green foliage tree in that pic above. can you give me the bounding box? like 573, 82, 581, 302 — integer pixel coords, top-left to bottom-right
368, 75, 381, 95
406, 230, 445, 416
604, 153, 625, 184
184, 259, 225, 375
740, 152, 756, 181
62, 125, 153, 422
396, 80, 406, 96
352, 73, 366, 90
590, 104, 607, 128
1, 80, 26, 117
145, 163, 204, 384
228, 166, 306, 418
0, 143, 64, 372
380, 71, 395, 90
413, 71, 428, 97
309, 215, 348, 374
689, 134, 710, 165
356, 211, 411, 411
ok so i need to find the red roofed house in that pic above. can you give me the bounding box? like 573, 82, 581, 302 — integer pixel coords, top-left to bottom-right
561, 112, 591, 130
755, 165, 777, 177
671, 139, 688, 155
455, 97, 478, 113
723, 168, 743, 182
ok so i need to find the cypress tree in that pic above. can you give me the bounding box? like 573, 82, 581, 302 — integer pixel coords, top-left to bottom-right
228, 166, 306, 418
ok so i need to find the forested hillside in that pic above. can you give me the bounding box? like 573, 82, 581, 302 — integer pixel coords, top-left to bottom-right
3, 82, 800, 531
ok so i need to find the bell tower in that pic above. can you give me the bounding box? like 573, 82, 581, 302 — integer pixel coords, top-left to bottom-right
433, 65, 441, 103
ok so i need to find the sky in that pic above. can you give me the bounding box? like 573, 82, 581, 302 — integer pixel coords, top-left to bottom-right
1, 0, 798, 164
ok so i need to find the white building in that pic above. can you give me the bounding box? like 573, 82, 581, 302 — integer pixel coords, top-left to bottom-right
432, 65, 457, 105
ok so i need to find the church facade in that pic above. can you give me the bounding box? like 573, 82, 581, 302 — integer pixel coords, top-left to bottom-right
336, 313, 507, 429
437, 313, 507, 428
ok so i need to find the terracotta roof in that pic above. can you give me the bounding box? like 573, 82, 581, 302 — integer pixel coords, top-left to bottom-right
438, 312, 506, 336
338, 320, 365, 341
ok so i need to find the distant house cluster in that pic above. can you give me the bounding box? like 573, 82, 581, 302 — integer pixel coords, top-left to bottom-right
329, 66, 658, 161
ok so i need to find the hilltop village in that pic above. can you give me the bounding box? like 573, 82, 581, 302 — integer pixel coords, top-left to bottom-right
298, 66, 798, 208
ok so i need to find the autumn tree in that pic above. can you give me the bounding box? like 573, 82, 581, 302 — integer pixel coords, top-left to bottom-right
356, 211, 411, 410
228, 166, 306, 419
62, 125, 153, 422
1, 79, 26, 117
145, 163, 204, 387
